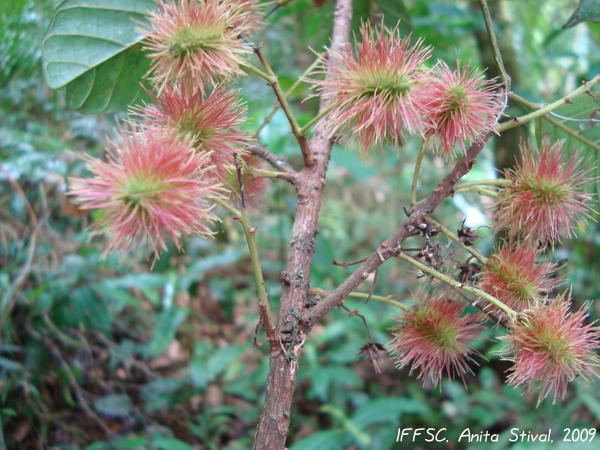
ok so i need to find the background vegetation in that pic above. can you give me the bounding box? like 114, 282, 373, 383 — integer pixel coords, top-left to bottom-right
2, 0, 600, 448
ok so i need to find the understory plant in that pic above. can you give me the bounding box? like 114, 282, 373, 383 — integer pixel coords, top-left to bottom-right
31, 0, 600, 448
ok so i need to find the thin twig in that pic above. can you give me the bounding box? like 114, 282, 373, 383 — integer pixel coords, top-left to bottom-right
479, 0, 510, 85
364, 269, 377, 304
92, 331, 157, 380
245, 167, 296, 182
1, 226, 39, 320
411, 139, 428, 205
42, 313, 82, 348
455, 186, 499, 197
248, 143, 297, 175
454, 179, 512, 190
549, 111, 600, 123
339, 303, 374, 343
250, 47, 314, 166
510, 92, 600, 153
497, 75, 600, 133
396, 251, 516, 318
333, 257, 367, 267
266, 0, 295, 19
428, 219, 488, 264
299, 104, 335, 135
0, 164, 38, 230
447, 284, 507, 327
254, 57, 322, 139
235, 154, 246, 209
309, 287, 409, 311
213, 198, 276, 342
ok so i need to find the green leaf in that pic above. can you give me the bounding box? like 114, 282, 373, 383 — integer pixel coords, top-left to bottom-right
0, 356, 23, 372
1, 408, 17, 418
0, 343, 21, 353
563, 0, 600, 29
351, 398, 430, 427
140, 377, 186, 412
190, 343, 245, 389
152, 437, 193, 450
304, 365, 363, 401
111, 436, 149, 450
576, 383, 600, 422
99, 271, 170, 308
320, 404, 370, 446
42, 0, 156, 89
85, 442, 110, 450
206, 345, 245, 376
190, 341, 215, 389
102, 272, 169, 288
145, 307, 189, 357
65, 43, 152, 113
179, 248, 244, 291
41, 0, 157, 113
93, 394, 134, 418
289, 429, 346, 450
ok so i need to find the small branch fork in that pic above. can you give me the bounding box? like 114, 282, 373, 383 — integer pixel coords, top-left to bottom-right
253, 57, 322, 140
247, 45, 314, 166
510, 92, 600, 153
247, 142, 297, 177
300, 63, 600, 329
300, 119, 503, 328
213, 186, 277, 344
498, 74, 600, 133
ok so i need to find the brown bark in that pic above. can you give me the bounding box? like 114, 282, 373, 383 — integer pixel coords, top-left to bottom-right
253, 1, 353, 449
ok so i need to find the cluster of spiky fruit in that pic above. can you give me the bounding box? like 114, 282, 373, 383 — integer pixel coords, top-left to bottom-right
386, 138, 598, 403
332, 26, 600, 402
387, 136, 599, 402
66, 0, 599, 404
311, 22, 502, 157
69, 0, 267, 259
480, 139, 597, 402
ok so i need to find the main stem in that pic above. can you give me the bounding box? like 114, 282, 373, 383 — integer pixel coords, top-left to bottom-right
253, 1, 353, 448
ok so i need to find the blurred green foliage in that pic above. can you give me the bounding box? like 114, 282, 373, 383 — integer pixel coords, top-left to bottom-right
2, 0, 600, 449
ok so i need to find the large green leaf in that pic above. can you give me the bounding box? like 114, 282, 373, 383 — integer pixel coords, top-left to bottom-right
64, 43, 152, 113
562, 0, 600, 29
41, 0, 157, 112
